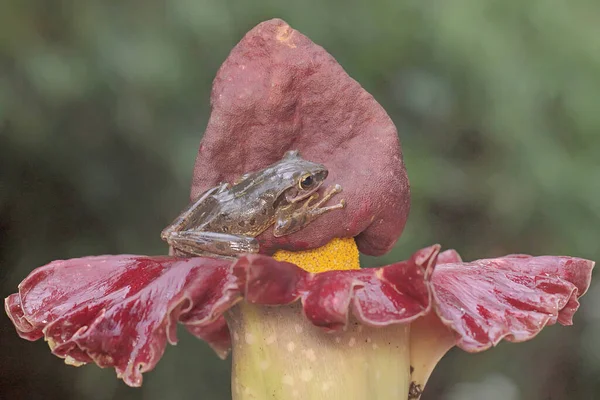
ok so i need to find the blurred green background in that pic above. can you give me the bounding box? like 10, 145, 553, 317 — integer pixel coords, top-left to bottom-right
1, 1, 599, 399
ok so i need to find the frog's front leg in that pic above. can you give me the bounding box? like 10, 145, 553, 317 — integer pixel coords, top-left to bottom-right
273, 184, 346, 237
165, 230, 260, 258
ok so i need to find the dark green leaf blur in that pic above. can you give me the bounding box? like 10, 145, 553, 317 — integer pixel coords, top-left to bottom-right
1, 1, 598, 399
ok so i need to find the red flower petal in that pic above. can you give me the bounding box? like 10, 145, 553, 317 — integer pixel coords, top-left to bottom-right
4, 255, 238, 387
431, 254, 594, 352
5, 247, 593, 387
4, 248, 434, 386
191, 18, 409, 256
234, 245, 438, 330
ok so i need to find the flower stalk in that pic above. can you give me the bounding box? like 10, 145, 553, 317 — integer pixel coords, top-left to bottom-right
228, 302, 411, 400
408, 312, 456, 398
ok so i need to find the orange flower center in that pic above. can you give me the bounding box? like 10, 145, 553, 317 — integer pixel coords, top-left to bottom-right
273, 237, 360, 273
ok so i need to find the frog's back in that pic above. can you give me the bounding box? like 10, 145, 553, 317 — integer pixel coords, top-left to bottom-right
204, 189, 278, 236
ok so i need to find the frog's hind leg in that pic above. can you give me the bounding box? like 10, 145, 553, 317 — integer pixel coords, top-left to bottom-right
170, 246, 236, 260
161, 182, 229, 240
164, 231, 260, 258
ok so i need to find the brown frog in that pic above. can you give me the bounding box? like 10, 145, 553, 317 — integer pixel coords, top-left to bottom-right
161, 150, 346, 258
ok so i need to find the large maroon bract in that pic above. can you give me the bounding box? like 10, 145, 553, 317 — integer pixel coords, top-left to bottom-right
192, 19, 410, 256
5, 246, 593, 387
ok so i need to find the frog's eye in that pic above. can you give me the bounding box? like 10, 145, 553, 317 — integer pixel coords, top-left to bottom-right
299, 174, 315, 190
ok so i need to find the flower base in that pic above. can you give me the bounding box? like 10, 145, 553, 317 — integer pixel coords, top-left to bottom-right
227, 302, 411, 400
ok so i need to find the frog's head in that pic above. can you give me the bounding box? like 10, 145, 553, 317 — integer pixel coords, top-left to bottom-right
278, 150, 328, 203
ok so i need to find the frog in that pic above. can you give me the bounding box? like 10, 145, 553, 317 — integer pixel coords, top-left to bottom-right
161, 150, 346, 258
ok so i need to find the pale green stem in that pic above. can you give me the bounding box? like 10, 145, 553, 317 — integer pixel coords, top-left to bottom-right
408, 313, 456, 399
227, 302, 411, 400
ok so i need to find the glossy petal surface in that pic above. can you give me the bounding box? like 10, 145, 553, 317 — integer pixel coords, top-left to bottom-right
234, 245, 437, 330
191, 18, 409, 256
431, 254, 594, 352
4, 255, 238, 387
5, 246, 594, 387
4, 247, 435, 386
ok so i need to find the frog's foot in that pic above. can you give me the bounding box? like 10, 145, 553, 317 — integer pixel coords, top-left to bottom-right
304, 197, 346, 217
313, 184, 344, 209
298, 184, 343, 209
298, 184, 345, 215
273, 184, 346, 237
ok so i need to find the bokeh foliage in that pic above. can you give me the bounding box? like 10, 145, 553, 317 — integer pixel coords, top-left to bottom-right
1, 1, 599, 399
